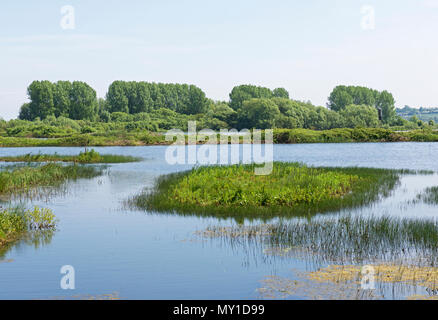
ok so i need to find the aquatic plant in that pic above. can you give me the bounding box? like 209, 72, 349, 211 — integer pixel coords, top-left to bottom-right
132, 163, 409, 219
0, 206, 58, 247
0, 149, 140, 164
0, 163, 104, 196
199, 215, 438, 266
414, 186, 438, 205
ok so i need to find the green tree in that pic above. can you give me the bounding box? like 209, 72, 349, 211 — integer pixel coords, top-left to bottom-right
273, 87, 290, 99
327, 86, 353, 111
237, 98, 280, 129
18, 103, 32, 120
229, 85, 275, 110
186, 85, 208, 114
27, 80, 55, 120
339, 105, 380, 128
376, 90, 396, 124
69, 81, 97, 120
53, 81, 72, 117
107, 81, 129, 113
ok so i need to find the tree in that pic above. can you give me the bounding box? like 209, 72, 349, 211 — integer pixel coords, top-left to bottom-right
18, 103, 32, 120
229, 85, 275, 110
27, 80, 55, 120
69, 81, 97, 120
206, 102, 237, 125
107, 81, 129, 113
186, 85, 208, 114
376, 90, 396, 124
237, 98, 280, 129
273, 87, 290, 99
53, 81, 72, 117
339, 105, 380, 128
327, 86, 353, 111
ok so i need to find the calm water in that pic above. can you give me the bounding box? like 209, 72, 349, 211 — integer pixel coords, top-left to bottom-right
0, 142, 437, 300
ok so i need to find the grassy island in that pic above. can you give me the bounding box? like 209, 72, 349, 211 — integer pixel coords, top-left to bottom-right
132, 162, 419, 218
0, 163, 104, 196
0, 149, 141, 164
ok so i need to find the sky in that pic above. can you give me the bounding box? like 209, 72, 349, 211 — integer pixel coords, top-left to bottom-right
1, 0, 438, 120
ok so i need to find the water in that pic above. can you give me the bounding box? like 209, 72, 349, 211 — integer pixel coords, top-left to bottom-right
0, 142, 437, 300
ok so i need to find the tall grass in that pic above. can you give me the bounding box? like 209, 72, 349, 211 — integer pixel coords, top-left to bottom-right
415, 186, 438, 205
199, 215, 438, 266
132, 163, 410, 219
0, 163, 104, 196
0, 149, 140, 164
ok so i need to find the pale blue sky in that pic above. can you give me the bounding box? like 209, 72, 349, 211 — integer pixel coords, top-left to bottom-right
1, 0, 438, 119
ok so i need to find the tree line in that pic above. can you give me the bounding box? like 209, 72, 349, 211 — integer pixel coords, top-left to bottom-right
18, 81, 401, 130
327, 85, 396, 124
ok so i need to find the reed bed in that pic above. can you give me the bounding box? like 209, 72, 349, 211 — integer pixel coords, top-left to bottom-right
132, 163, 418, 219
199, 215, 438, 266
414, 186, 438, 205
0, 149, 140, 164
0, 163, 104, 196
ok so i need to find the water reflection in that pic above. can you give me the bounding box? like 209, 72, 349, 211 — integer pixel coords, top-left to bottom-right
0, 229, 55, 261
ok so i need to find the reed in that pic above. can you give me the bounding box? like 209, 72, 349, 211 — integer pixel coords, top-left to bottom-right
414, 186, 438, 205
132, 163, 418, 219
0, 163, 104, 196
0, 149, 140, 164
199, 215, 438, 266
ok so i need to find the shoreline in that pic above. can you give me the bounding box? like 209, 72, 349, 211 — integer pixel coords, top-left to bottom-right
1, 127, 438, 147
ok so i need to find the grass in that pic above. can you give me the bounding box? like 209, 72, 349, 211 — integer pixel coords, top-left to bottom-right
414, 186, 438, 205
199, 215, 438, 266
131, 162, 416, 219
0, 206, 57, 247
0, 163, 104, 196
0, 149, 141, 164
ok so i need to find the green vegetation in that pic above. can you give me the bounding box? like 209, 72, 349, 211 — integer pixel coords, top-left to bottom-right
397, 105, 438, 125
1, 81, 435, 147
267, 215, 438, 265
0, 206, 57, 246
198, 214, 438, 266
0, 149, 140, 164
13, 81, 425, 131
273, 127, 438, 143
0, 163, 104, 196
414, 186, 438, 205
132, 163, 410, 219
2, 126, 438, 147
327, 85, 396, 124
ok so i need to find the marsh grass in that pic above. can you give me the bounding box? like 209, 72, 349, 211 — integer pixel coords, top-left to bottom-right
0, 149, 140, 164
199, 215, 438, 266
131, 163, 423, 219
0, 163, 104, 196
414, 186, 438, 205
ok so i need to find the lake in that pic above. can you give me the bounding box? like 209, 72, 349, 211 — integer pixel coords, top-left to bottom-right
0, 142, 437, 300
